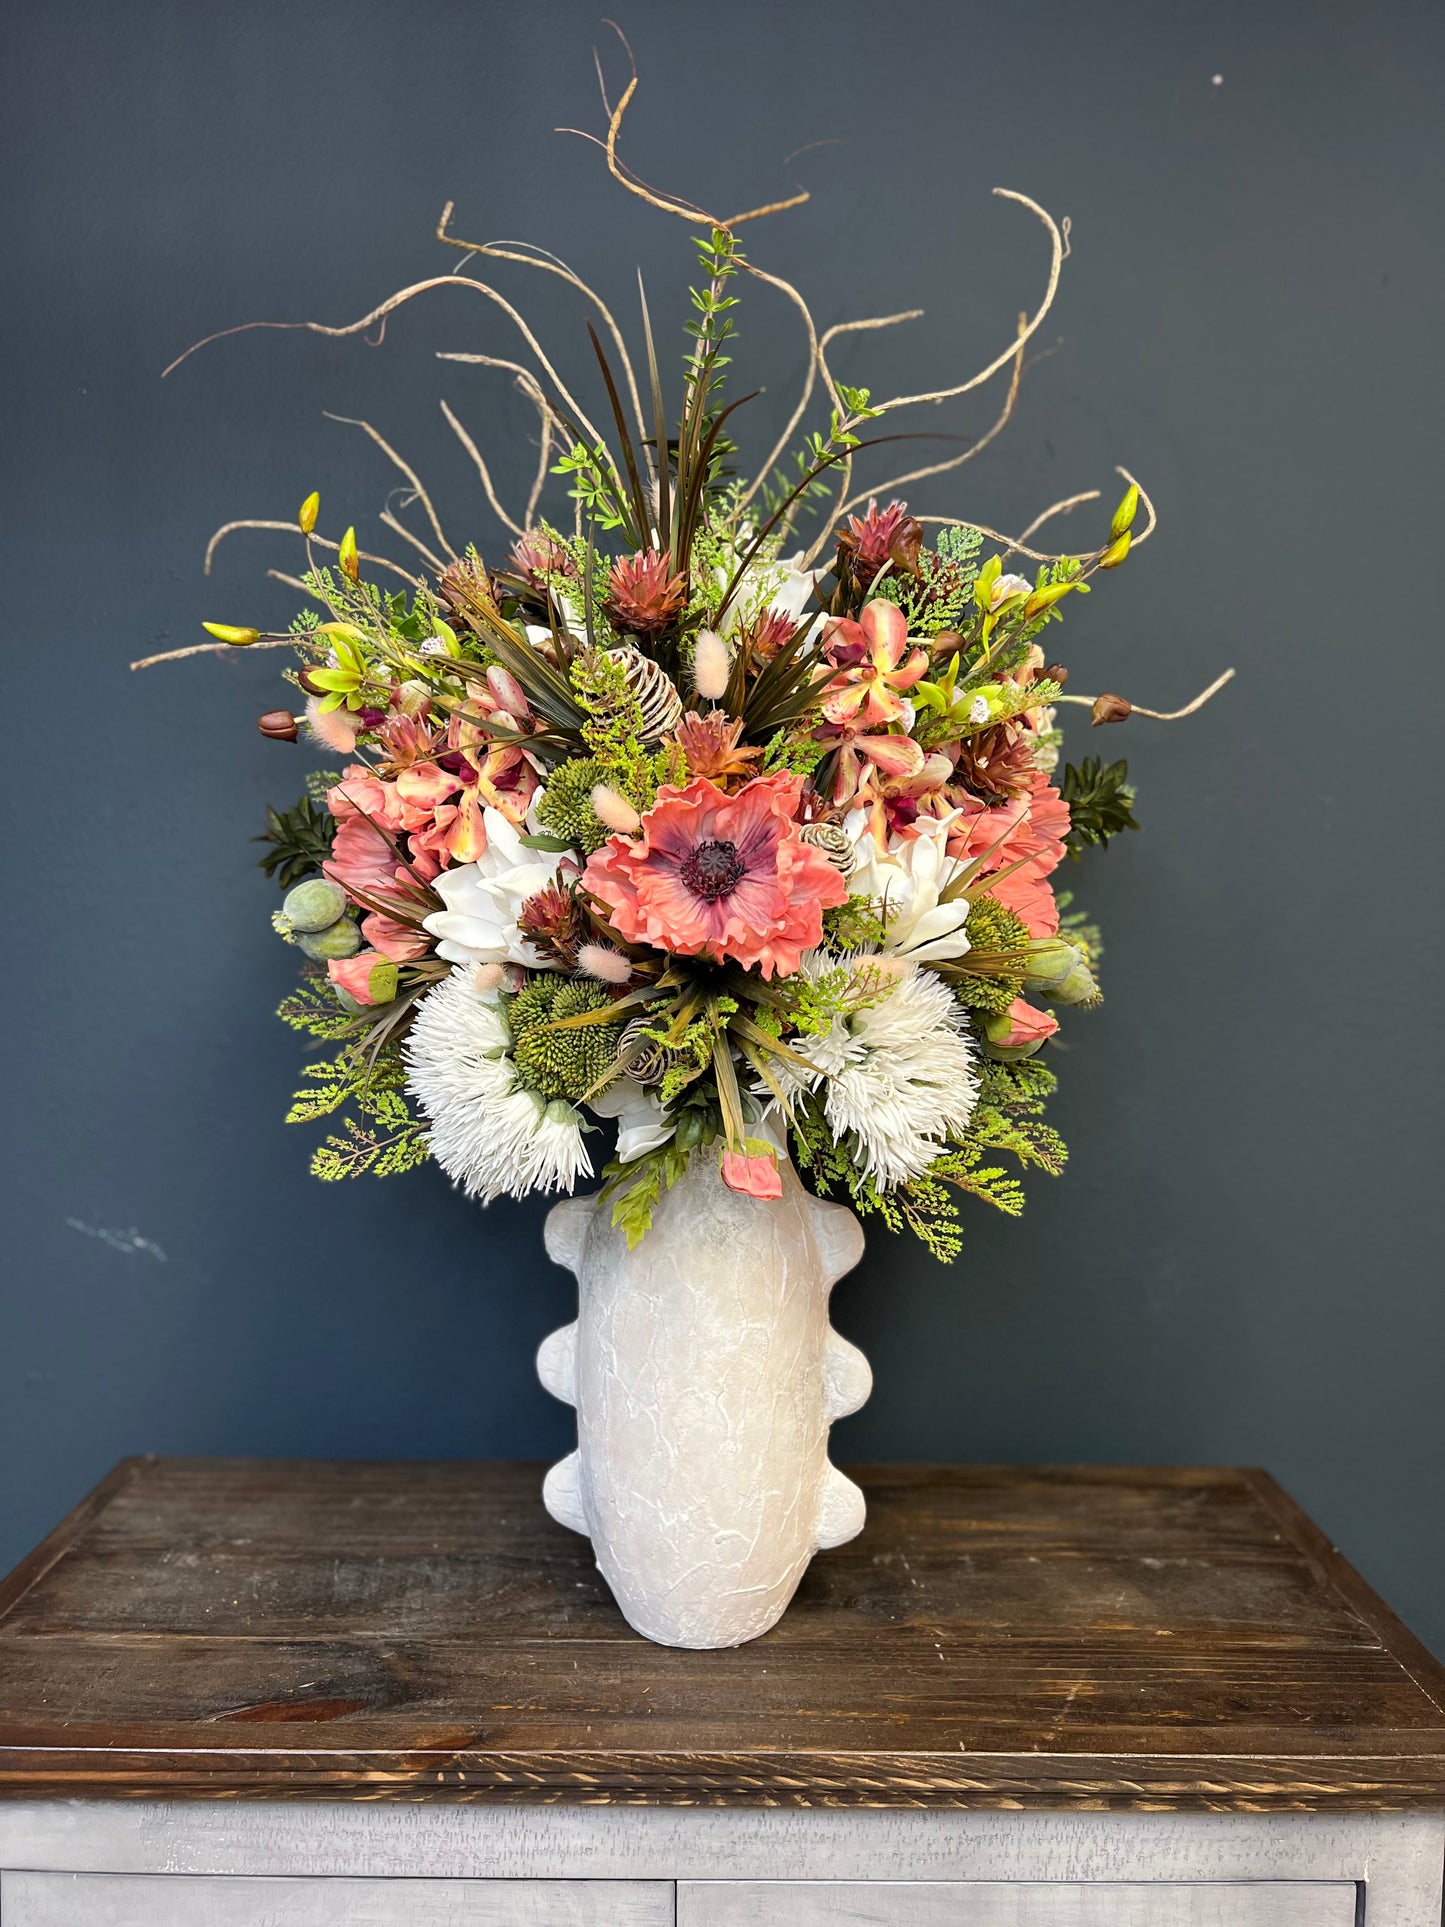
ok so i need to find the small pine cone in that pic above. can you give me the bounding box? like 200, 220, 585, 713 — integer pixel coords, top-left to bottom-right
800, 821, 857, 877
608, 645, 684, 746
619, 1014, 687, 1087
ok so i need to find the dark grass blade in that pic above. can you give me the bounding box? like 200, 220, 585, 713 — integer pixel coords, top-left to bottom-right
587, 321, 651, 549
637, 272, 671, 552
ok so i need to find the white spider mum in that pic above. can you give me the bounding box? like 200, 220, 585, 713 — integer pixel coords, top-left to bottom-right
789, 958, 979, 1187
404, 968, 590, 1204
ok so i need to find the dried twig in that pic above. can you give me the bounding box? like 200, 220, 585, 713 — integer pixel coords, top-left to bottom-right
203, 518, 418, 585
435, 350, 557, 531
1057, 668, 1236, 720
434, 210, 651, 474
832, 311, 1029, 524
440, 398, 525, 538
322, 412, 455, 560
130, 636, 300, 671
378, 508, 448, 574
162, 273, 616, 476
873, 190, 1065, 415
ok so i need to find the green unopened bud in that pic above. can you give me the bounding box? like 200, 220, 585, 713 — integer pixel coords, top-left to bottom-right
1021, 581, 1077, 621
297, 918, 361, 961
1109, 484, 1139, 539
1024, 939, 1077, 990
338, 525, 360, 581
298, 491, 320, 534
1048, 960, 1102, 1008
981, 1008, 1049, 1061
1098, 530, 1131, 569
282, 878, 348, 933
202, 622, 260, 647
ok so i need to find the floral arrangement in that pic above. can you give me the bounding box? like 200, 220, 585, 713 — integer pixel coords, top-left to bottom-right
152, 61, 1228, 1260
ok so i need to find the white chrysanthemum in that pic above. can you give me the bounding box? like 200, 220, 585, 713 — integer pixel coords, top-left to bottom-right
784, 958, 979, 1187
843, 810, 973, 964
404, 969, 590, 1203
421, 809, 564, 971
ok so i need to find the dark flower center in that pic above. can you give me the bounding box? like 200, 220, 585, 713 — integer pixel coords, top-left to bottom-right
680, 837, 746, 903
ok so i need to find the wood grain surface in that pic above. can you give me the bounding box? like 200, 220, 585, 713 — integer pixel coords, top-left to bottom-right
0, 1459, 1442, 1809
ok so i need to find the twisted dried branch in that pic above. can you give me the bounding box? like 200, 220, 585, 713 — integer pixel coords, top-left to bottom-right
322, 412, 456, 559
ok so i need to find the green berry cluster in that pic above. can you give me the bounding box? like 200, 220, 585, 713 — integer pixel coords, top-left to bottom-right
953, 893, 1031, 1015
536, 757, 609, 854
507, 976, 623, 1101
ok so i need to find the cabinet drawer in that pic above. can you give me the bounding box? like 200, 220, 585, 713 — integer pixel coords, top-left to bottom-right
0, 1873, 672, 1926
677, 1881, 1358, 1926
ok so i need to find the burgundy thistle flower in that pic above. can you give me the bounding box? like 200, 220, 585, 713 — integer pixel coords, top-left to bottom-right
835, 498, 924, 593
603, 549, 687, 642
518, 881, 585, 969
738, 606, 799, 664
508, 530, 578, 588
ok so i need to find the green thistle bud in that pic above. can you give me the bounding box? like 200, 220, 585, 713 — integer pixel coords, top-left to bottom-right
297, 918, 361, 961
282, 878, 348, 933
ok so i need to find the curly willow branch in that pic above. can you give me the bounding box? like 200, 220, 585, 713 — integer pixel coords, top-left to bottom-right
440, 398, 525, 539
162, 273, 615, 477
1057, 668, 1236, 720
202, 519, 419, 584
436, 350, 557, 530
834, 310, 1029, 524
322, 412, 455, 559
434, 208, 651, 472
873, 189, 1065, 415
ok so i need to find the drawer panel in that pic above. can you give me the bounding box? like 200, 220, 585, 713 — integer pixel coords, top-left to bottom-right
678, 1880, 1358, 1926
1, 1872, 672, 1926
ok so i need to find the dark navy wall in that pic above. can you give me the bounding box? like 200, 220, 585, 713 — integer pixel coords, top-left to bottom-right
3, 0, 1442, 1653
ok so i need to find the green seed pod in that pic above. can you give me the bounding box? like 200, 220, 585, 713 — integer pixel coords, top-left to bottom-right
1024, 939, 1077, 990
282, 878, 349, 933
1047, 960, 1103, 1008
297, 917, 361, 961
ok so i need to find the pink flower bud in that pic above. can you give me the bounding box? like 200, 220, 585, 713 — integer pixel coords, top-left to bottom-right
693, 629, 731, 702
591, 784, 642, 834
577, 942, 633, 986
473, 962, 506, 993
720, 1147, 783, 1201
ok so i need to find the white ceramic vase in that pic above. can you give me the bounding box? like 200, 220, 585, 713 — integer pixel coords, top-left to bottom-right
538, 1149, 871, 1648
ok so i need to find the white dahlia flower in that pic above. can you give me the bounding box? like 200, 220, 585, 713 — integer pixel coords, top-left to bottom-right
784, 958, 979, 1187
421, 809, 564, 970
843, 810, 973, 964
404, 969, 590, 1203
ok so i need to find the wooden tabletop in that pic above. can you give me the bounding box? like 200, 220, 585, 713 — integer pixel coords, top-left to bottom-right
0, 1458, 1442, 1810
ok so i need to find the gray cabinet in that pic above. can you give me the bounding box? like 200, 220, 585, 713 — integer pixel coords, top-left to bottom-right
676, 1881, 1358, 1925
1, 1873, 672, 1927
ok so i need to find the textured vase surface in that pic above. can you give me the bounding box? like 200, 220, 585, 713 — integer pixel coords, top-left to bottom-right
539, 1151, 871, 1648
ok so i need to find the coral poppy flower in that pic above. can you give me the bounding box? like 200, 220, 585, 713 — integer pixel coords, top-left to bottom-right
821, 599, 929, 730
583, 772, 847, 979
